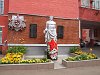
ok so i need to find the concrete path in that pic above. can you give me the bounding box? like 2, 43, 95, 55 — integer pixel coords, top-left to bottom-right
54, 55, 68, 69
0, 66, 100, 75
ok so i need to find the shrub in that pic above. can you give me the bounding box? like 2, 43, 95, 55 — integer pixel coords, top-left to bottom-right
0, 59, 2, 64
66, 57, 75, 61
69, 47, 80, 53
20, 58, 50, 64
66, 53, 97, 61
74, 54, 88, 61
7, 46, 27, 54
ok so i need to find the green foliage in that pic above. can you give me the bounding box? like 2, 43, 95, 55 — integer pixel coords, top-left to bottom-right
41, 58, 50, 62
66, 57, 75, 61
74, 54, 88, 61
69, 47, 80, 53
66, 53, 97, 61
0, 59, 2, 64
80, 54, 88, 60
7, 46, 27, 54
20, 58, 50, 64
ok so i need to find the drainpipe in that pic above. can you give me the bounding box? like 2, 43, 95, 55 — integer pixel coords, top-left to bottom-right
79, 20, 81, 39
79, 19, 81, 47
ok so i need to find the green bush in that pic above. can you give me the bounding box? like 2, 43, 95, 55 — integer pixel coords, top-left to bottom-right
74, 54, 88, 61
66, 53, 97, 61
7, 46, 27, 54
66, 57, 75, 61
0, 59, 2, 64
20, 58, 50, 64
69, 47, 80, 53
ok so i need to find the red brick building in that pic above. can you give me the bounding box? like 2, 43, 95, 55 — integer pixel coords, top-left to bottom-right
0, 0, 100, 55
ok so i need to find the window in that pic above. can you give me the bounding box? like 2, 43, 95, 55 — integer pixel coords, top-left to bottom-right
81, 0, 90, 8
0, 27, 2, 43
57, 26, 64, 39
29, 24, 37, 38
0, 0, 4, 15
92, 0, 100, 10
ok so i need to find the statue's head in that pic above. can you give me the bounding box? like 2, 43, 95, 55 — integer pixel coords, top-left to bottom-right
49, 16, 53, 21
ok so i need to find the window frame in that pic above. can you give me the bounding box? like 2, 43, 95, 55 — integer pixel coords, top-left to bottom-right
81, 0, 90, 8
0, 0, 4, 15
29, 24, 37, 38
92, 0, 100, 10
57, 25, 64, 39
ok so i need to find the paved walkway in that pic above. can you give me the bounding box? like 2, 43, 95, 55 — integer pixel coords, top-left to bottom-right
54, 55, 68, 69
0, 66, 100, 75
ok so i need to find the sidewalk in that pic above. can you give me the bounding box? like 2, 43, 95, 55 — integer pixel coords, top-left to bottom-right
54, 55, 68, 69
0, 66, 100, 75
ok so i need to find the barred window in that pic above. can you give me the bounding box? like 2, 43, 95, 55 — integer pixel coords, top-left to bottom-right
81, 0, 90, 8
0, 0, 4, 15
92, 0, 100, 10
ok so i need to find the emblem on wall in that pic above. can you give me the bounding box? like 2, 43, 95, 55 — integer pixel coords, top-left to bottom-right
8, 15, 26, 31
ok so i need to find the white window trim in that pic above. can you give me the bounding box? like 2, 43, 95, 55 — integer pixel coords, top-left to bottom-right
92, 0, 100, 10
81, 0, 90, 8
0, 0, 4, 15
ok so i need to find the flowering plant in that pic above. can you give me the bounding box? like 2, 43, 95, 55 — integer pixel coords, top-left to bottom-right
1, 53, 22, 64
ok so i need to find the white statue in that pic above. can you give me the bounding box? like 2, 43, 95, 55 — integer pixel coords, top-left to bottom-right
44, 16, 57, 43
44, 16, 58, 60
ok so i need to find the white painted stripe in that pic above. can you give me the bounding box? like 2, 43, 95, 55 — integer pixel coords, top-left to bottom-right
8, 44, 80, 46
0, 26, 5, 27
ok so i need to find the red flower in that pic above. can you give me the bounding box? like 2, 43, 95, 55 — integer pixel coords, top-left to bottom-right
48, 39, 58, 51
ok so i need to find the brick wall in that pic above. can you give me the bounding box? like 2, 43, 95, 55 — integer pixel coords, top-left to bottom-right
0, 16, 8, 43
9, 0, 79, 18
7, 14, 79, 44
4, 0, 9, 15
80, 8, 100, 22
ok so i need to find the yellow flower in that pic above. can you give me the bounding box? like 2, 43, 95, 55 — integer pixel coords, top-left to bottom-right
90, 48, 93, 52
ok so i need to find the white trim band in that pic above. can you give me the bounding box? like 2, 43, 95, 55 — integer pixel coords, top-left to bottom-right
0, 26, 5, 27
8, 44, 80, 46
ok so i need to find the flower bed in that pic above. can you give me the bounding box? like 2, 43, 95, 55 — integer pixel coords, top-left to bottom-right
0, 53, 54, 70
62, 47, 99, 68
0, 46, 54, 70
62, 59, 100, 68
